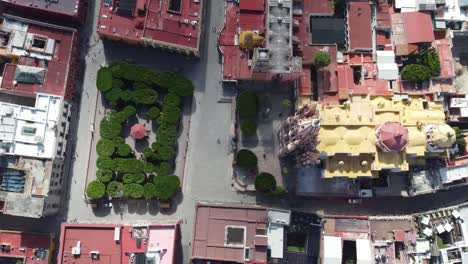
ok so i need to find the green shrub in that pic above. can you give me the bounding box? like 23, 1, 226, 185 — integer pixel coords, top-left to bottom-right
122, 105, 137, 118
154, 72, 194, 96
236, 149, 258, 169
107, 181, 124, 198
86, 180, 106, 199
133, 82, 151, 90
96, 139, 115, 157
100, 118, 122, 139
240, 119, 257, 135
97, 169, 113, 183
114, 158, 145, 173
156, 123, 177, 146
143, 183, 157, 199
123, 183, 144, 199
111, 137, 124, 146
255, 172, 277, 193
144, 162, 156, 173
314, 51, 331, 68
156, 162, 172, 176
237, 91, 257, 118
123, 173, 146, 184
105, 87, 123, 103
153, 175, 180, 200
423, 50, 441, 77
163, 93, 181, 108
96, 157, 114, 170
401, 64, 432, 82
112, 78, 125, 90
158, 107, 181, 124
96, 67, 113, 92
143, 147, 155, 160
454, 126, 466, 152
147, 106, 160, 120
109, 111, 127, 124
117, 143, 132, 157
132, 89, 158, 105
120, 90, 133, 103
154, 145, 174, 161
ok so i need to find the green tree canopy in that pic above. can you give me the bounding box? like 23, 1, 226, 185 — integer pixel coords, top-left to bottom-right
143, 183, 157, 199
96, 67, 113, 92
240, 119, 257, 135
255, 172, 277, 193
153, 175, 180, 200
401, 64, 432, 82
97, 169, 113, 183
314, 51, 331, 68
87, 180, 106, 199
96, 139, 116, 157
107, 181, 124, 198
237, 91, 257, 118
236, 149, 258, 169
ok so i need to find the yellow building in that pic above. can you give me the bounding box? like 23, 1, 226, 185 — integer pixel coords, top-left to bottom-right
279, 95, 456, 178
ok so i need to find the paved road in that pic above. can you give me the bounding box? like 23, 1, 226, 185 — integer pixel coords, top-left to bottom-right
1, 0, 468, 263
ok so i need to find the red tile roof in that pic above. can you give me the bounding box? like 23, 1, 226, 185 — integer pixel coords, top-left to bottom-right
433, 33, 455, 78
304, 0, 334, 15
347, 1, 372, 51
402, 12, 434, 44
299, 68, 312, 96
240, 0, 265, 12
191, 203, 268, 263
97, 0, 202, 54
0, 230, 52, 264
377, 2, 392, 28
0, 15, 77, 100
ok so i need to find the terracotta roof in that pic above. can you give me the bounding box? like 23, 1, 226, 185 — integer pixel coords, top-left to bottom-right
377, 122, 409, 152
240, 0, 265, 12
402, 12, 435, 44
0, 230, 52, 264
299, 68, 312, 96
347, 1, 372, 51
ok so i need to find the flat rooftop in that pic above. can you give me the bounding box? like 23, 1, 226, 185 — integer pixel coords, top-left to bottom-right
347, 1, 372, 51
0, 0, 81, 17
0, 229, 53, 263
310, 17, 346, 48
58, 223, 178, 264
97, 0, 202, 54
0, 15, 76, 99
192, 203, 268, 263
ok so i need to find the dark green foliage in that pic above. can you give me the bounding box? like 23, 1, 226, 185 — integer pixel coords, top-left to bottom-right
123, 173, 146, 184
143, 183, 157, 199
96, 139, 115, 157
154, 144, 174, 161
454, 127, 466, 152
158, 107, 181, 124
120, 90, 134, 103
133, 82, 151, 90
144, 162, 156, 173
240, 119, 257, 135
109, 111, 128, 124
156, 123, 177, 145
105, 87, 123, 103
117, 143, 132, 157
314, 51, 331, 68
237, 91, 257, 118
154, 72, 194, 96
155, 162, 172, 176
107, 181, 124, 198
132, 89, 158, 105
147, 106, 160, 120
163, 93, 181, 108
96, 67, 113, 92
123, 183, 144, 199
114, 158, 145, 173
143, 147, 155, 159
255, 172, 277, 193
112, 78, 125, 90
423, 50, 441, 77
97, 169, 113, 183
401, 64, 432, 82
111, 137, 124, 146
122, 105, 137, 118
100, 118, 122, 139
86, 180, 106, 199
96, 157, 114, 170
153, 175, 180, 200
236, 149, 258, 169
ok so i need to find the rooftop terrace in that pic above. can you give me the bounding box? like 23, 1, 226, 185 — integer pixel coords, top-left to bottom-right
0, 0, 82, 18
0, 230, 53, 264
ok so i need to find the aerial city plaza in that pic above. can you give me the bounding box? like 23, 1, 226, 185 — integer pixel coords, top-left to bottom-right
0, 0, 467, 263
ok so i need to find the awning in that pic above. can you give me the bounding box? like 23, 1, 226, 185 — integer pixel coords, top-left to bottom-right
356, 239, 372, 264
323, 236, 342, 264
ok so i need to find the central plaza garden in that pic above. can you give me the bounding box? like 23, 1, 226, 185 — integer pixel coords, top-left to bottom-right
86, 61, 193, 203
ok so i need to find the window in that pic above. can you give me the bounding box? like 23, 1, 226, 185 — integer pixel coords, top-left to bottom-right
21, 126, 36, 135
225, 226, 246, 247
256, 228, 267, 236
244, 248, 250, 260
32, 37, 46, 49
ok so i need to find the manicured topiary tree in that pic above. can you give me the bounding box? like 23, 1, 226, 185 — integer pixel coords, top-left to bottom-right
122, 105, 137, 118
147, 106, 160, 120
401, 64, 432, 82
132, 89, 158, 105
143, 147, 155, 160
96, 139, 115, 157
114, 158, 145, 174
96, 67, 113, 92
86, 180, 106, 199
123, 183, 144, 199
153, 175, 180, 200
314, 51, 331, 69
163, 93, 181, 108
97, 169, 113, 183
237, 91, 257, 118
107, 181, 124, 198
155, 162, 172, 176
154, 72, 194, 96
100, 118, 122, 139
156, 123, 177, 146
255, 172, 276, 193
158, 107, 181, 124
143, 183, 157, 199
96, 157, 114, 170
154, 145, 174, 161
236, 149, 258, 169
133, 82, 151, 90
144, 162, 156, 173
117, 143, 132, 157
105, 87, 123, 104
109, 111, 128, 124
240, 119, 257, 135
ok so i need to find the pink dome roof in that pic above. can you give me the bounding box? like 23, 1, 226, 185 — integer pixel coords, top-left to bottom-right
377, 122, 409, 152
130, 124, 146, 139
